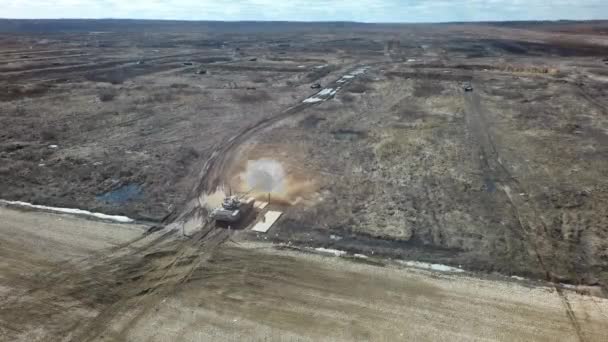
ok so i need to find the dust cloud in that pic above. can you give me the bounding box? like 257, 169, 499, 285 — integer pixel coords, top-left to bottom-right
236, 159, 317, 205
199, 158, 319, 208
199, 188, 227, 210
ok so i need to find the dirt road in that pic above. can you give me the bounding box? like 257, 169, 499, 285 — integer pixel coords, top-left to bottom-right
0, 206, 148, 340
113, 242, 608, 342
1, 206, 607, 341
175, 63, 371, 224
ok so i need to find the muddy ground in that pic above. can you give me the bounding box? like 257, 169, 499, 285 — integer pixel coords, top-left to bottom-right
1, 206, 607, 341
1, 20, 608, 290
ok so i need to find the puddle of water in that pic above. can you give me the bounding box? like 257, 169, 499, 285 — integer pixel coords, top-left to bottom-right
484, 177, 496, 193
96, 184, 142, 204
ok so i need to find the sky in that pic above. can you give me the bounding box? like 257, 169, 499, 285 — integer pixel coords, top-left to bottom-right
2, 0, 607, 23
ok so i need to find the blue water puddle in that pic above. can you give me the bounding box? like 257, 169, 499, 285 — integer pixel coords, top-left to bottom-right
96, 184, 143, 204
484, 177, 496, 193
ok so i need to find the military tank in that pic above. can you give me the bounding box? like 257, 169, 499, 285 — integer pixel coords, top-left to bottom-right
209, 195, 255, 224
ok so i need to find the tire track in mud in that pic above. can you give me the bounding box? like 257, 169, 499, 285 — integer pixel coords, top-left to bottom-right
112, 228, 233, 340
0, 228, 179, 342
0, 229, 174, 306
71, 225, 231, 342
464, 87, 586, 342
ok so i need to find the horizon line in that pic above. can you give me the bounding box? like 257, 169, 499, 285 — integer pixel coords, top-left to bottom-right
1, 18, 606, 25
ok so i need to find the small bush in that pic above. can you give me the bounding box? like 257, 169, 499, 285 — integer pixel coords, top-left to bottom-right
347, 82, 370, 94
98, 89, 117, 102
375, 139, 403, 160
175, 147, 200, 167
169, 83, 190, 89
40, 129, 57, 141
340, 93, 356, 103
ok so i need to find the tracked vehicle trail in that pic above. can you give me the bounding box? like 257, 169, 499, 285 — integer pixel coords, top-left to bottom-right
71, 225, 233, 342
463, 86, 586, 342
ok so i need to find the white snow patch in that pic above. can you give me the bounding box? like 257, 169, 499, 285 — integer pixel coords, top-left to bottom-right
303, 97, 323, 103
0, 200, 135, 223
314, 248, 347, 257
303, 88, 336, 103
407, 58, 416, 62
354, 253, 368, 259
343, 75, 355, 79
318, 88, 334, 96
350, 66, 369, 76
48, 144, 58, 148
298, 65, 306, 68
396, 260, 464, 273
511, 276, 526, 281
314, 64, 328, 69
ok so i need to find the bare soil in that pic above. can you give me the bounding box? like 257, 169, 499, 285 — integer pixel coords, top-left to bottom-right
1, 206, 607, 341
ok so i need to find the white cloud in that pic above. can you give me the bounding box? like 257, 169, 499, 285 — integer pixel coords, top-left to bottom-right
1, 0, 607, 22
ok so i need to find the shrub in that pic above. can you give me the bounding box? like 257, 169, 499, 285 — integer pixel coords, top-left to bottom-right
98, 89, 117, 102
347, 82, 370, 94
375, 139, 403, 160
40, 129, 57, 141
341, 93, 356, 103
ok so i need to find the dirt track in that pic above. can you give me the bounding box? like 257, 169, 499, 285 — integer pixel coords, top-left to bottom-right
1, 206, 607, 341
173, 63, 371, 225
